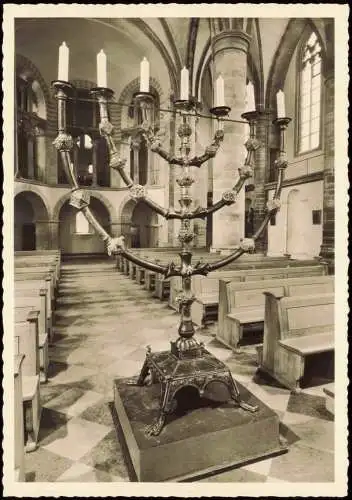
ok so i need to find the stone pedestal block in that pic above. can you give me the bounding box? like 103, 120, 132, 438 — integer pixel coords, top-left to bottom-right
113, 377, 287, 482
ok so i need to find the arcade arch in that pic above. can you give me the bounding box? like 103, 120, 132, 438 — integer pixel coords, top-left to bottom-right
14, 191, 50, 250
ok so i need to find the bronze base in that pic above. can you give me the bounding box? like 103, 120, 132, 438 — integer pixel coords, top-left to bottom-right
127, 344, 258, 436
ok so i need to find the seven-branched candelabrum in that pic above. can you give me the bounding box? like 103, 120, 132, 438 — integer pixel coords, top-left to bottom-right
52, 81, 290, 359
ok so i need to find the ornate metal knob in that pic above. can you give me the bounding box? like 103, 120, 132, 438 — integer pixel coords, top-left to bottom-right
53, 133, 73, 152
222, 190, 237, 205
69, 189, 90, 210
239, 238, 255, 252
266, 199, 281, 212
129, 184, 147, 199
99, 119, 114, 136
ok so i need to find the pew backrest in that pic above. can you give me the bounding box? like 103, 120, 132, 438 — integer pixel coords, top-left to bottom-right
14, 309, 40, 377
202, 264, 327, 300
278, 293, 334, 340
226, 275, 334, 311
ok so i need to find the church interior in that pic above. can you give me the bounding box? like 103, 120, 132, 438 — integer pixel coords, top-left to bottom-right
11, 14, 344, 488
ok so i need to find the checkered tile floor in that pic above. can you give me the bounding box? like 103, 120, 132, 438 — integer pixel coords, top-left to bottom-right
24, 259, 334, 483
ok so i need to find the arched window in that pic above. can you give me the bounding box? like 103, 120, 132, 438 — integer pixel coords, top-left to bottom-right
75, 211, 92, 234
298, 31, 322, 153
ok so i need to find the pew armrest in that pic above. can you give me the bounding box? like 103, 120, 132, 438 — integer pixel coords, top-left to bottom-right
22, 375, 40, 402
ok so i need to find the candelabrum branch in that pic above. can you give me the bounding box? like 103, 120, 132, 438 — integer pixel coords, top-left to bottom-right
188, 129, 225, 167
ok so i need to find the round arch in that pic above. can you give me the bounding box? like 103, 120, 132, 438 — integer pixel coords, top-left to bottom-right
14, 183, 51, 218
58, 195, 112, 255
16, 54, 51, 120
52, 190, 118, 224
265, 18, 328, 110
118, 196, 159, 248
117, 76, 164, 131
14, 189, 50, 251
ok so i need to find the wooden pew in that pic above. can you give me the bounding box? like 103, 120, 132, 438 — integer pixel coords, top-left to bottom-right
15, 272, 54, 309
217, 275, 334, 351
15, 267, 57, 299
14, 310, 41, 452
15, 249, 61, 257
15, 280, 53, 342
14, 355, 25, 481
258, 292, 334, 391
15, 293, 47, 341
15, 256, 61, 285
172, 262, 327, 313
16, 305, 49, 383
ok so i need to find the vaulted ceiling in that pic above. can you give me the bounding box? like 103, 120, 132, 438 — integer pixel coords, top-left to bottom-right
15, 17, 332, 108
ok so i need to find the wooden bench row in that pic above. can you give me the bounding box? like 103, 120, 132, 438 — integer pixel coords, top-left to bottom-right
217, 274, 333, 351
14, 250, 61, 477
187, 263, 328, 322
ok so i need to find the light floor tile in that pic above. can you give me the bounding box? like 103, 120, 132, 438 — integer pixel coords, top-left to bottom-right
281, 411, 316, 426
43, 417, 111, 461
243, 457, 273, 476
246, 383, 291, 413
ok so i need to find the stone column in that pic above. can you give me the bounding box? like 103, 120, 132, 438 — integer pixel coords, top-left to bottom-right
211, 28, 251, 250
48, 221, 60, 250
45, 135, 58, 185
35, 221, 50, 250
131, 138, 140, 184
252, 110, 272, 253
319, 69, 334, 271
27, 135, 35, 179
110, 222, 122, 238
92, 139, 98, 186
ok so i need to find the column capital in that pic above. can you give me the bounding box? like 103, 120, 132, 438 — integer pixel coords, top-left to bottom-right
212, 30, 251, 57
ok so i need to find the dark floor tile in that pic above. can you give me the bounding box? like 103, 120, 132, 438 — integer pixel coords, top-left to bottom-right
39, 383, 74, 406
279, 422, 301, 446
286, 392, 334, 422
80, 401, 115, 427
24, 447, 73, 482
47, 361, 71, 379
38, 407, 72, 445
44, 387, 87, 413
80, 429, 129, 479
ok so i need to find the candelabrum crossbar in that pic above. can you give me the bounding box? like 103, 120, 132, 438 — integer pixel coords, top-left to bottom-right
52, 79, 290, 436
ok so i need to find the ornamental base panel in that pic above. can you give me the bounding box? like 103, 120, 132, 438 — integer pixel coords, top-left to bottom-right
113, 377, 287, 482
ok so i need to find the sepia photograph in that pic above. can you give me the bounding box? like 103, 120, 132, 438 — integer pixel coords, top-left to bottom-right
2, 3, 349, 497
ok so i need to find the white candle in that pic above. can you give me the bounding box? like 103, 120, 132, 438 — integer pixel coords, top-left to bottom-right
180, 67, 189, 100
215, 74, 225, 107
58, 42, 69, 81
276, 90, 286, 118
245, 81, 255, 112
97, 49, 107, 88
140, 57, 150, 92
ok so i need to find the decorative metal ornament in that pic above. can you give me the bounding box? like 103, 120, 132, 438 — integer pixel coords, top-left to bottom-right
69, 189, 91, 210
129, 184, 147, 200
